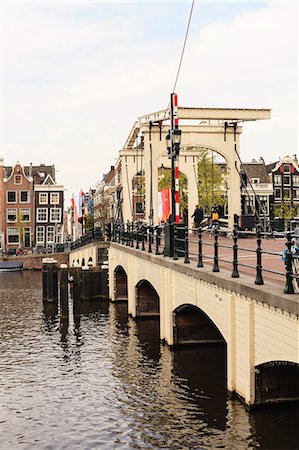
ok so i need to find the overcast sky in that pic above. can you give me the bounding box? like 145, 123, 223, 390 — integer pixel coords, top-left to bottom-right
1, 1, 297, 204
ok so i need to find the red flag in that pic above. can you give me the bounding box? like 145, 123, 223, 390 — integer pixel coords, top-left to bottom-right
161, 189, 171, 221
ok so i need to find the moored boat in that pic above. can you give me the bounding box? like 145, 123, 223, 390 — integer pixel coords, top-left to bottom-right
0, 261, 23, 272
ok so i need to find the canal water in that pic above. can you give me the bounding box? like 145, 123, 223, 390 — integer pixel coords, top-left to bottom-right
0, 272, 298, 450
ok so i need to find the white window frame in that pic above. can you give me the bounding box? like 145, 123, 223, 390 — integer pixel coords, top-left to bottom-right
283, 188, 291, 199
46, 226, 55, 244
14, 174, 22, 185
37, 208, 48, 222
274, 175, 281, 185
283, 175, 291, 186
50, 193, 59, 204
7, 208, 17, 223
20, 190, 30, 203
7, 191, 17, 203
36, 226, 45, 244
284, 164, 291, 173
20, 208, 30, 222
293, 176, 299, 186
39, 193, 48, 204
50, 208, 61, 222
56, 225, 63, 244
7, 227, 20, 244
293, 189, 299, 199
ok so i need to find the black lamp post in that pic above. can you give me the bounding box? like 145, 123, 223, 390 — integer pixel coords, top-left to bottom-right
166, 94, 182, 226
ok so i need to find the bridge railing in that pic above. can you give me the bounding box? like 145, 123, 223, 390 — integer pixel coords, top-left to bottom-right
70, 227, 104, 251
111, 221, 299, 295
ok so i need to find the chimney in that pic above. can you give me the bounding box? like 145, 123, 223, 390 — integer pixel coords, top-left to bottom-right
29, 162, 32, 176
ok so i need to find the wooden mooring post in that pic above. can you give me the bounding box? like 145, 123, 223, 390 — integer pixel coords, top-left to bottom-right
42, 258, 58, 302
59, 264, 69, 320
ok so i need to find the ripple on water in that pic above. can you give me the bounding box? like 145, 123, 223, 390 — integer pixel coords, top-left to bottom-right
0, 272, 298, 449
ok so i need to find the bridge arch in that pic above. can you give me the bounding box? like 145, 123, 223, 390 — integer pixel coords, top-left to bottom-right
173, 304, 226, 346
255, 361, 299, 405
135, 279, 160, 318
114, 265, 128, 301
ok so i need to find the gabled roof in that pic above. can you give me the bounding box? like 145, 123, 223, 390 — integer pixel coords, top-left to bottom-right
270, 155, 299, 173
240, 158, 271, 183
43, 174, 55, 185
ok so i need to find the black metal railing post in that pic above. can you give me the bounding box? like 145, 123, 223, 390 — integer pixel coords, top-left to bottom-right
231, 223, 239, 278
213, 227, 219, 272
120, 223, 125, 244
184, 226, 190, 263
148, 225, 153, 253
155, 225, 162, 255
255, 224, 264, 285
130, 222, 134, 248
173, 223, 178, 260
117, 224, 121, 243
125, 222, 129, 246
136, 222, 140, 249
197, 224, 203, 267
111, 223, 116, 242
284, 232, 295, 294
141, 224, 146, 251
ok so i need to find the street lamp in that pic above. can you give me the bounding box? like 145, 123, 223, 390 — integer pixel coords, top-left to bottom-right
165, 93, 181, 257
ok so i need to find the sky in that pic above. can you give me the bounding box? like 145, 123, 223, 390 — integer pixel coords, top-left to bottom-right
0, 0, 298, 205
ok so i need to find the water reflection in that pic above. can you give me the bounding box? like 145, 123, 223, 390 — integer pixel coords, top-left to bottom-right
0, 272, 298, 450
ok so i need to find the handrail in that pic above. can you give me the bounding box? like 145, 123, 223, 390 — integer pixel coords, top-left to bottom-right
110, 221, 299, 295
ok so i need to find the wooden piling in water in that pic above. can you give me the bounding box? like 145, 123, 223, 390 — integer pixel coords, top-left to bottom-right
59, 264, 69, 320
42, 258, 58, 302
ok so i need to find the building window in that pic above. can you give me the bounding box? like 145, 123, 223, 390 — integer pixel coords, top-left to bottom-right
283, 175, 290, 185
7, 208, 17, 222
275, 188, 281, 199
258, 195, 269, 215
50, 193, 59, 204
39, 193, 48, 204
20, 191, 30, 203
50, 208, 61, 222
7, 191, 17, 203
36, 226, 44, 244
284, 164, 291, 173
14, 174, 22, 185
250, 178, 260, 184
20, 208, 30, 221
293, 189, 299, 199
47, 226, 55, 243
293, 176, 299, 186
284, 188, 291, 199
274, 175, 281, 185
7, 227, 19, 243
37, 208, 48, 222
56, 225, 63, 244
135, 202, 144, 213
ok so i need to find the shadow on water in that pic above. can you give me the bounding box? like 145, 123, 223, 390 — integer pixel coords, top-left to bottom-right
135, 317, 161, 362
172, 344, 227, 431
42, 301, 59, 331
251, 402, 299, 449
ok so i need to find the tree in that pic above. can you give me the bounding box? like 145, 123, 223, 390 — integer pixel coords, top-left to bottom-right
158, 167, 188, 211
98, 195, 111, 229
85, 214, 94, 231
197, 148, 225, 213
274, 198, 296, 230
